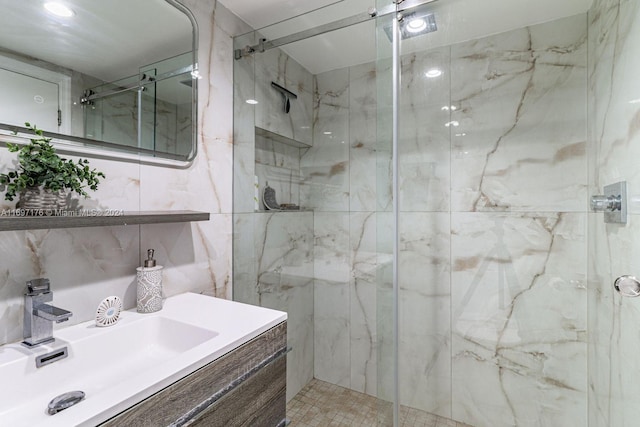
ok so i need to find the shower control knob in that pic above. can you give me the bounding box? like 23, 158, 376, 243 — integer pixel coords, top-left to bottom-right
591, 195, 621, 212
614, 275, 640, 297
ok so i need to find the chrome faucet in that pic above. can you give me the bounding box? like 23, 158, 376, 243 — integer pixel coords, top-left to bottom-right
22, 278, 72, 347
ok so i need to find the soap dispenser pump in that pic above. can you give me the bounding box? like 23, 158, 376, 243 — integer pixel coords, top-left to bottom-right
136, 249, 163, 313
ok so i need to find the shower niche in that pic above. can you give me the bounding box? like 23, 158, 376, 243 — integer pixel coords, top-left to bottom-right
254, 127, 310, 212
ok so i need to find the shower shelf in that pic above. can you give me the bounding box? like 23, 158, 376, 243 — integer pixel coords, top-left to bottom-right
256, 127, 311, 148
0, 210, 210, 231
254, 209, 313, 213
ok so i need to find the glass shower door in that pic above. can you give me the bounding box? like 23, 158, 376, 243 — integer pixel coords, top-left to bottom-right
587, 0, 640, 426
231, 3, 400, 425
393, 1, 590, 426
376, 1, 456, 424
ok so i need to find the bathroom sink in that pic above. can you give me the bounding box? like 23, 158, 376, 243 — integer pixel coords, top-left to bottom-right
0, 292, 287, 426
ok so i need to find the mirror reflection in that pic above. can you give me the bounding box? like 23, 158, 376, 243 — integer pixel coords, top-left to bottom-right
0, 0, 197, 161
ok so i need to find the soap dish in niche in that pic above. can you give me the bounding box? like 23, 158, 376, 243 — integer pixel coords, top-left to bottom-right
95, 296, 123, 327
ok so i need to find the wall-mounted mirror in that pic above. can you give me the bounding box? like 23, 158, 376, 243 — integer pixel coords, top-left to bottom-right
0, 0, 198, 162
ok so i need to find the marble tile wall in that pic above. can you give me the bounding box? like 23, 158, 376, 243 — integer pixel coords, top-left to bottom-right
307, 64, 383, 399
255, 46, 313, 146
448, 14, 588, 427
0, 0, 245, 346
305, 12, 589, 427
450, 16, 588, 213
232, 34, 316, 401
587, 0, 640, 426
231, 9, 592, 427
301, 68, 351, 211
451, 213, 586, 426
233, 211, 314, 401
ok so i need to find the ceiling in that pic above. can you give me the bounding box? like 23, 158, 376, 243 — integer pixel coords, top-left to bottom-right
0, 0, 192, 82
219, 0, 595, 75
218, 0, 347, 30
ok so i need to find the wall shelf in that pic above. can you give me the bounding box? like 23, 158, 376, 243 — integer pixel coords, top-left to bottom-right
0, 210, 210, 232
255, 127, 311, 149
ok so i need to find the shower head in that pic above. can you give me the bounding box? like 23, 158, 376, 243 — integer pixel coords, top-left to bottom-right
384, 11, 437, 41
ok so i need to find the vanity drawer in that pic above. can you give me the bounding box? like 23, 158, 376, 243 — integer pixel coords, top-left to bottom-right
100, 321, 287, 427
189, 356, 286, 427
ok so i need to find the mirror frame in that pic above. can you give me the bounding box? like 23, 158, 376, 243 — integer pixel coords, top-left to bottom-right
0, 0, 200, 165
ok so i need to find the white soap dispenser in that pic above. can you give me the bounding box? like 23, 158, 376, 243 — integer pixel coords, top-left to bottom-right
136, 249, 163, 313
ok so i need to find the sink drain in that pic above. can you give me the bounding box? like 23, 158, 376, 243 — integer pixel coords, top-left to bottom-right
47, 391, 85, 415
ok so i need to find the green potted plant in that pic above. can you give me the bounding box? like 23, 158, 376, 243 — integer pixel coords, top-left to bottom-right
0, 122, 105, 212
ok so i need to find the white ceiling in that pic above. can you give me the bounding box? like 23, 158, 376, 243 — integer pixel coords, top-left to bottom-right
0, 0, 596, 80
219, 0, 347, 30
0, 0, 192, 82
220, 0, 594, 75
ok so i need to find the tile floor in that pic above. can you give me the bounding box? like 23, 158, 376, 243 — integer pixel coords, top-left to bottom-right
286, 379, 473, 427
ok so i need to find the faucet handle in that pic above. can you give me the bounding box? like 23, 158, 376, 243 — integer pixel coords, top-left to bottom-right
26, 278, 51, 295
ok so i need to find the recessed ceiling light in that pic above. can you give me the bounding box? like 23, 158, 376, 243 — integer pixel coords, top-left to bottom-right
44, 2, 74, 17
388, 12, 437, 40
425, 69, 443, 78
246, 99, 258, 105
406, 18, 427, 33
445, 121, 459, 127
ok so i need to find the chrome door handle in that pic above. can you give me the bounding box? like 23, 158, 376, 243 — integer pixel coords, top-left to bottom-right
614, 275, 640, 297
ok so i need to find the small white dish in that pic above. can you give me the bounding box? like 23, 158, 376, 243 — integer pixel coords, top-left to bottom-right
95, 296, 123, 327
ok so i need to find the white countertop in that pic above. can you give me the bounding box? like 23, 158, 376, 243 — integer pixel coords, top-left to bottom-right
0, 292, 287, 427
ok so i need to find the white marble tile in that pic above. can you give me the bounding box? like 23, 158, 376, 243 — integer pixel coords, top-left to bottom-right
451, 212, 586, 427
350, 212, 378, 395
314, 212, 350, 283
399, 48, 451, 213
589, 0, 640, 207
139, 0, 237, 302
211, 1, 253, 38
251, 211, 314, 400
314, 278, 351, 387
254, 48, 313, 145
450, 15, 587, 213
254, 212, 314, 287
588, 214, 640, 427
233, 212, 314, 402
398, 212, 451, 417
314, 213, 351, 387
232, 213, 258, 306
263, 276, 314, 402
349, 62, 378, 212
588, 0, 640, 425
300, 69, 350, 212
141, 215, 232, 300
